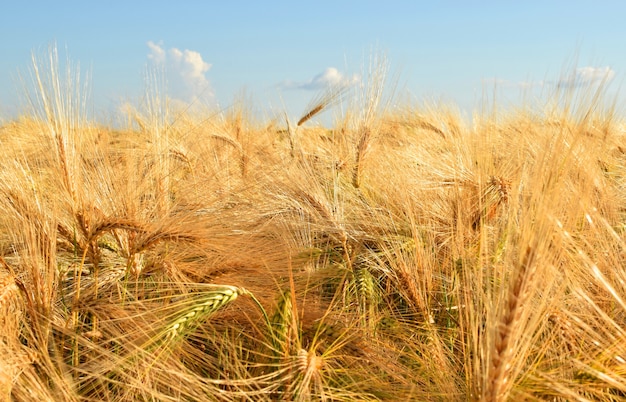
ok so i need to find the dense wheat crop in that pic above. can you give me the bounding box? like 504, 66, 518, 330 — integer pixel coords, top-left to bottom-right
1, 50, 626, 401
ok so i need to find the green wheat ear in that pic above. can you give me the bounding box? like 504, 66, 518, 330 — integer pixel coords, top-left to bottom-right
153, 285, 271, 350
270, 290, 294, 355
355, 266, 375, 302
158, 285, 242, 347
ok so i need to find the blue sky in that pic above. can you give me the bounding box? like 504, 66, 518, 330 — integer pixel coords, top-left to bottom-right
1, 1, 625, 122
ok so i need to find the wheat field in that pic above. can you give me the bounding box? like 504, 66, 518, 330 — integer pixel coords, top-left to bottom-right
1, 51, 626, 401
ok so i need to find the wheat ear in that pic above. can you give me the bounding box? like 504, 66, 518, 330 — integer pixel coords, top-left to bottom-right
354, 265, 376, 312
0, 273, 20, 337
297, 104, 325, 127
352, 126, 371, 188
485, 246, 537, 401
270, 290, 294, 356
157, 285, 270, 348
297, 85, 347, 127
159, 285, 242, 346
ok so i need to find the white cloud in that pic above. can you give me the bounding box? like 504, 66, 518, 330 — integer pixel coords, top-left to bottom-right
147, 41, 165, 64
281, 67, 359, 90
574, 66, 615, 84
482, 77, 514, 87
483, 66, 615, 91
481, 77, 544, 89
556, 66, 615, 89
146, 41, 213, 102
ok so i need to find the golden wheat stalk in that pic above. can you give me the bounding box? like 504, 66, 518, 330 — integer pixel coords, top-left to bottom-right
394, 262, 426, 313
64, 264, 127, 301
297, 104, 325, 127
30, 46, 83, 205
206, 133, 248, 177
485, 246, 537, 401
471, 175, 511, 229
297, 85, 348, 127
0, 274, 20, 338
293, 188, 348, 245
353, 126, 371, 188
415, 118, 446, 138
295, 348, 324, 397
